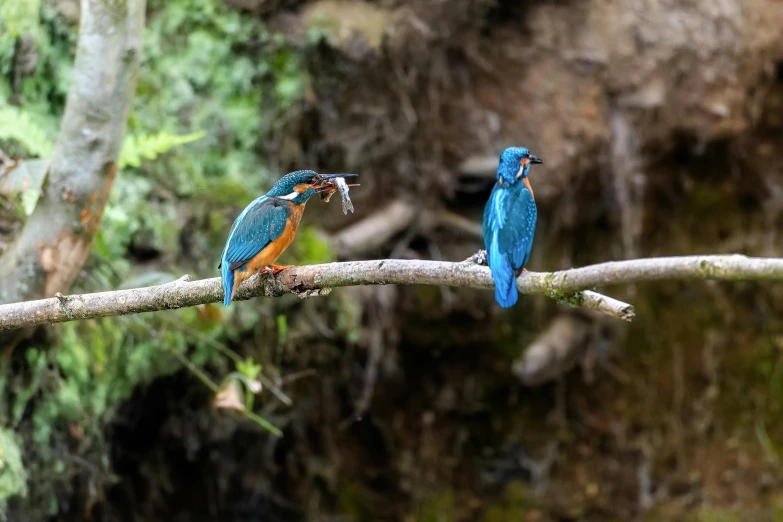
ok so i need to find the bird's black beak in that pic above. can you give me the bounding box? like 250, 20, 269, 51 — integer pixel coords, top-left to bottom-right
528, 155, 543, 164
319, 173, 358, 180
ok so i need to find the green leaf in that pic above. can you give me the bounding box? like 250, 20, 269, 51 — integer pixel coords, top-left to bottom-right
236, 357, 261, 381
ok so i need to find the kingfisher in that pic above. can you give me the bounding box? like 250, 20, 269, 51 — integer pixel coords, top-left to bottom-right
482, 147, 543, 308
219, 170, 357, 306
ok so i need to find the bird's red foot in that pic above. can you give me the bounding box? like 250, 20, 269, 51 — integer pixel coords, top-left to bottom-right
268, 264, 293, 275
522, 268, 528, 272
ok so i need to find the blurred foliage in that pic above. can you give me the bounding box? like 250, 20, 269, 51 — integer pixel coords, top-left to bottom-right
1, 0, 42, 38
0, 102, 53, 158
0, 428, 27, 519
0, 0, 74, 134
416, 490, 456, 522
0, 0, 318, 515
0, 158, 48, 218
0, 306, 231, 515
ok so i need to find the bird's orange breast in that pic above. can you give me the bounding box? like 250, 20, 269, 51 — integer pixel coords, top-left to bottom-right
232, 202, 306, 293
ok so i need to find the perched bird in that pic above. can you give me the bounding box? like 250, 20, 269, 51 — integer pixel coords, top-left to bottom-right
219, 170, 357, 306
482, 147, 543, 308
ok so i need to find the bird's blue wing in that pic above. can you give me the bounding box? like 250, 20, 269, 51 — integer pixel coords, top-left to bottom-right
482, 183, 537, 307
221, 197, 289, 271
500, 184, 537, 271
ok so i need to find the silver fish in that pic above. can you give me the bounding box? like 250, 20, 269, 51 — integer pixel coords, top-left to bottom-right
333, 176, 354, 214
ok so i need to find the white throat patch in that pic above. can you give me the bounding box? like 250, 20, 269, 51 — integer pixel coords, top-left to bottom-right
276, 191, 299, 201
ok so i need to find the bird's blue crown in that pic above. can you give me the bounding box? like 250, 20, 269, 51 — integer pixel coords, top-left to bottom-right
267, 170, 318, 197
496, 147, 537, 185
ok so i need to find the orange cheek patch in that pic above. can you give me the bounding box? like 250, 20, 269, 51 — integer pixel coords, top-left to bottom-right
293, 184, 311, 194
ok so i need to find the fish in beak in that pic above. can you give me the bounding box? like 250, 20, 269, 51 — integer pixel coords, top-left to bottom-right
313, 173, 359, 191
315, 174, 359, 214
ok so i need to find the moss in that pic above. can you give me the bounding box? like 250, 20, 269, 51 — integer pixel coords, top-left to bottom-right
546, 288, 586, 308
698, 258, 728, 279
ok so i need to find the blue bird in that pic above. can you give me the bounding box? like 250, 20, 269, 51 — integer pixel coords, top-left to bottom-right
219, 170, 357, 306
482, 147, 543, 308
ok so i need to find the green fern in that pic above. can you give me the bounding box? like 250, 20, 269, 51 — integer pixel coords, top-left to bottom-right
0, 104, 54, 158
119, 131, 206, 169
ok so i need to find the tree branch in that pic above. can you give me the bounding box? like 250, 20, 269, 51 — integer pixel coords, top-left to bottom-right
526, 254, 783, 292
0, 254, 780, 332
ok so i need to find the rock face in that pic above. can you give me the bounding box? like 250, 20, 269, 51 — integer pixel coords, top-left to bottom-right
279, 0, 783, 204
501, 0, 783, 171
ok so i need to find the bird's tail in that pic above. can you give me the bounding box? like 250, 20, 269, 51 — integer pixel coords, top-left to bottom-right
221, 262, 234, 307
489, 243, 518, 308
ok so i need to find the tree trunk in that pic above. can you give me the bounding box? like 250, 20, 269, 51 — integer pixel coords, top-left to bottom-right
0, 0, 145, 308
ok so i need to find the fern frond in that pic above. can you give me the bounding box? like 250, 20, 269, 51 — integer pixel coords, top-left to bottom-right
119, 131, 206, 169
0, 104, 54, 158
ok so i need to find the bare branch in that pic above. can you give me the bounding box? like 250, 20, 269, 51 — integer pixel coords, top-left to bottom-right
0, 254, 781, 332
525, 254, 783, 293
0, 258, 631, 331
